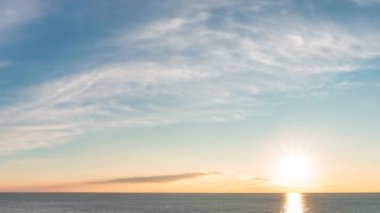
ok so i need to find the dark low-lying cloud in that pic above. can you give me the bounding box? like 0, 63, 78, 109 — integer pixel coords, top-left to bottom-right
90, 172, 219, 184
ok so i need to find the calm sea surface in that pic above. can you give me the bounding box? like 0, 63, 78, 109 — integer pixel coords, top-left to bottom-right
0, 193, 378, 213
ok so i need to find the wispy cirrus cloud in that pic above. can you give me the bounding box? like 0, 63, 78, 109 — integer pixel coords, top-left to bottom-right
122, 10, 380, 74
352, 0, 380, 5
0, 61, 257, 153
0, 0, 48, 71
0, 61, 10, 69
0, 0, 47, 37
0, 0, 380, 154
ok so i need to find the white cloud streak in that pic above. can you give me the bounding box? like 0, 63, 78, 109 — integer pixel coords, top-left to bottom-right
0, 62, 256, 153
0, 61, 10, 70
0, 0, 47, 65
0, 0, 47, 37
352, 0, 380, 5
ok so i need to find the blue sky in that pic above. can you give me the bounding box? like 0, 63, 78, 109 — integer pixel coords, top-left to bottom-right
0, 0, 379, 192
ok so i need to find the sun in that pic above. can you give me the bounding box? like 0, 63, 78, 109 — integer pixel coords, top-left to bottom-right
275, 153, 314, 187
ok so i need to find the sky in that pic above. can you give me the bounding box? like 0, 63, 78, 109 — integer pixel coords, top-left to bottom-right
0, 0, 379, 192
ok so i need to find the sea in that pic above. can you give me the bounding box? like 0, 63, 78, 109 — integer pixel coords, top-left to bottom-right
0, 193, 378, 213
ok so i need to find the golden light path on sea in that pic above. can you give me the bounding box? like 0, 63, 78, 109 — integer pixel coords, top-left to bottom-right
282, 192, 304, 213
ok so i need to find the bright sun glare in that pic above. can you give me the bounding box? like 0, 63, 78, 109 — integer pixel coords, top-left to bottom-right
276, 154, 314, 187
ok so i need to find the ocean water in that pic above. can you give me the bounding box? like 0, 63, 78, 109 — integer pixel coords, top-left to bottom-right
0, 193, 378, 213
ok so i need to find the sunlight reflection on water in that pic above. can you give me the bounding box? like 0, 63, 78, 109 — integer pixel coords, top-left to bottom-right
282, 192, 304, 213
